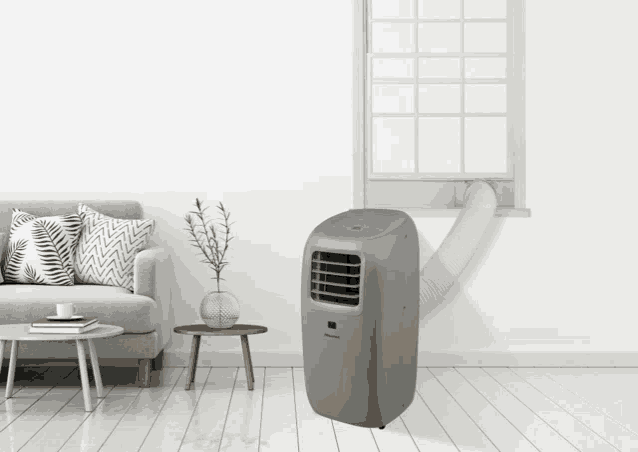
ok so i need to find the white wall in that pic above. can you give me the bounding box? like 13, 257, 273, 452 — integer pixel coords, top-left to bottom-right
0, 0, 353, 367
418, 0, 638, 366
1, 1, 637, 367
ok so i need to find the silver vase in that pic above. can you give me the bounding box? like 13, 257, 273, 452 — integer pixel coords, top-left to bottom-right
200, 290, 240, 328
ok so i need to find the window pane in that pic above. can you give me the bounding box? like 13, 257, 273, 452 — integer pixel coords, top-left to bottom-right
372, 23, 415, 53
465, 84, 506, 113
418, 23, 461, 53
372, 0, 415, 19
419, 58, 460, 78
419, 85, 460, 113
373, 84, 415, 113
464, 23, 506, 53
373, 58, 415, 78
419, 118, 461, 173
418, 0, 460, 19
465, 58, 507, 79
372, 118, 415, 173
464, 0, 507, 19
465, 117, 507, 173
372, 0, 414, 19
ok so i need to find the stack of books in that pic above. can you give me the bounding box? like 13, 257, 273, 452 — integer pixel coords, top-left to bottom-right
29, 317, 99, 334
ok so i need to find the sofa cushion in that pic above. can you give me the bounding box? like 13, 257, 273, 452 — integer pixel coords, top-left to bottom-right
0, 284, 157, 334
2, 210, 82, 286
74, 203, 155, 291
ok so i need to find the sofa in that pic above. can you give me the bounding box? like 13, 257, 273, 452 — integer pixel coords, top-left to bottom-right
0, 200, 172, 387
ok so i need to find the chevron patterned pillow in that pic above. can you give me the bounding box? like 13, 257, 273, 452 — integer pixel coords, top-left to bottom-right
74, 203, 155, 291
0, 234, 5, 283
2, 209, 82, 285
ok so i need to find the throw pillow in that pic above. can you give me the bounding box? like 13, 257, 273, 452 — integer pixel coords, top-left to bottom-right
2, 209, 82, 285
0, 233, 6, 284
74, 203, 155, 291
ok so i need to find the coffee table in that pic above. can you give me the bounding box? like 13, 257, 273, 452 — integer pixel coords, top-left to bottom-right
0, 324, 124, 412
173, 324, 267, 391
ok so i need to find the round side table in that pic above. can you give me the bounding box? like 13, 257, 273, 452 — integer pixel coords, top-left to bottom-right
173, 324, 267, 391
0, 324, 124, 412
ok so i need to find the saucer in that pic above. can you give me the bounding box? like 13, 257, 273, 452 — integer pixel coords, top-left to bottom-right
47, 315, 84, 321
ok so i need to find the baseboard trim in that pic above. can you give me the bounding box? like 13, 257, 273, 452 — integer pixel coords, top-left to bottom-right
417, 351, 638, 367
165, 350, 638, 368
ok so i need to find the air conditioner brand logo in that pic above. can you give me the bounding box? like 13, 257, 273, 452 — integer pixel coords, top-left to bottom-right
324, 333, 340, 339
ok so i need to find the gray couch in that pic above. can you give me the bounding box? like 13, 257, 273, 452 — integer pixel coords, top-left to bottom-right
0, 200, 172, 387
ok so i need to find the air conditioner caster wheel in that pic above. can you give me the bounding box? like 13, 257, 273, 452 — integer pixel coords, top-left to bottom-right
379, 426, 385, 430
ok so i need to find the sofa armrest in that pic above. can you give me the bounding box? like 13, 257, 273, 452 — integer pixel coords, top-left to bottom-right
134, 247, 168, 298
134, 247, 173, 353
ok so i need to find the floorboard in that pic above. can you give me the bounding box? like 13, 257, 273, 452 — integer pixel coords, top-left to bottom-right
218, 367, 265, 452
178, 367, 237, 452
1, 366, 637, 452
292, 368, 339, 452
331, 418, 380, 452
513, 368, 638, 451
0, 387, 52, 434
19, 386, 114, 452
58, 386, 143, 452
417, 368, 499, 451
549, 368, 638, 437
137, 367, 212, 452
260, 368, 298, 452
485, 367, 617, 452
0, 387, 80, 451
99, 367, 184, 452
456, 367, 577, 452
430, 367, 538, 452
401, 371, 458, 452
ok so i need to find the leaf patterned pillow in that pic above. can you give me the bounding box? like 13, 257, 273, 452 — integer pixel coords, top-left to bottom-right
2, 209, 82, 285
74, 203, 155, 291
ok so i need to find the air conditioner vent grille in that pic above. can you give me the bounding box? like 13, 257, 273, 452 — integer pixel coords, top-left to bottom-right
311, 251, 361, 306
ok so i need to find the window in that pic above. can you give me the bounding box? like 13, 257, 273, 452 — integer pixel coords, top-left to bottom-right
352, 0, 529, 217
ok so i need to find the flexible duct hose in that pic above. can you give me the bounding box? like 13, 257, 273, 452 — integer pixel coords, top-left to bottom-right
419, 180, 497, 321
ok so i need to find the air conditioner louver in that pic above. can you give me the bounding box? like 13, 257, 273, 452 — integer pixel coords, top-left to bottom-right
311, 251, 361, 306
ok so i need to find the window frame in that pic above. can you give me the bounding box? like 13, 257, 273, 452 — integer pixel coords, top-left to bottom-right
352, 0, 529, 217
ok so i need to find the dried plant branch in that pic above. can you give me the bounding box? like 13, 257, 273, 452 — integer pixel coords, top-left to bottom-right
184, 198, 234, 292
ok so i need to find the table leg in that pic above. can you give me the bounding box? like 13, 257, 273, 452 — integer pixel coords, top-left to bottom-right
246, 339, 255, 383
87, 339, 104, 398
76, 340, 93, 412
6, 340, 18, 398
186, 335, 201, 390
240, 335, 254, 390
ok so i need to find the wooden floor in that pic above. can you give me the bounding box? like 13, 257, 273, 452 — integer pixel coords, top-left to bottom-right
0, 366, 637, 451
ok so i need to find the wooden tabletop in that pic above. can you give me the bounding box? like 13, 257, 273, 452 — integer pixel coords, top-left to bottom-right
173, 324, 268, 336
0, 324, 124, 341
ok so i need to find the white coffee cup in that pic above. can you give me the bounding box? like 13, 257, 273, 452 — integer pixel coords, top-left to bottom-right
56, 303, 77, 319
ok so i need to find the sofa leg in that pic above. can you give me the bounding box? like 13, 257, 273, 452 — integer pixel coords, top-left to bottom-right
138, 359, 151, 388
152, 349, 164, 372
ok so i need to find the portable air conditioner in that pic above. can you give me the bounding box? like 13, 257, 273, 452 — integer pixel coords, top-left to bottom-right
301, 208, 419, 429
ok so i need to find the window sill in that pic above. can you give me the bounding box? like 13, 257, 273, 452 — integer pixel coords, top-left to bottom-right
396, 207, 531, 218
